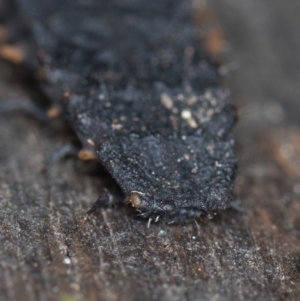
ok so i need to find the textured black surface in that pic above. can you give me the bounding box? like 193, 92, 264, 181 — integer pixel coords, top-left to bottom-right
1, 0, 300, 300
1, 0, 237, 221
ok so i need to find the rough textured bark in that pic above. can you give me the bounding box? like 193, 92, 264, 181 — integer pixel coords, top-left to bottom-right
0, 0, 300, 301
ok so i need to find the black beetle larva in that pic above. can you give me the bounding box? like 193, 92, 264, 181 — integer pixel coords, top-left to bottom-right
0, 0, 238, 223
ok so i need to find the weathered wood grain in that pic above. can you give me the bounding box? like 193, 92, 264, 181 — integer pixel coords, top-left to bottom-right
0, 0, 300, 300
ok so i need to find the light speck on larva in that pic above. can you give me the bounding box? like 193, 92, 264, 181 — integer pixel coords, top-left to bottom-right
187, 117, 198, 128
206, 109, 214, 118
160, 93, 174, 109
87, 139, 95, 146
187, 96, 197, 105
181, 109, 192, 119
112, 123, 123, 130
191, 167, 198, 173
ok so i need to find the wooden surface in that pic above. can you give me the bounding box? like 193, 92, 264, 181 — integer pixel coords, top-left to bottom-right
1, 0, 300, 300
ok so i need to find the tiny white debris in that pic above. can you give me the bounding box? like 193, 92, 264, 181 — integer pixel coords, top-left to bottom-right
191, 167, 198, 173
187, 117, 198, 128
160, 93, 174, 109
112, 123, 123, 130
206, 109, 214, 117
63, 257, 71, 265
87, 139, 95, 146
184, 154, 190, 160
181, 109, 192, 119
131, 190, 145, 196
99, 93, 105, 100
187, 96, 197, 105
